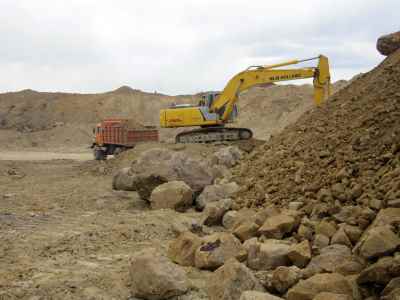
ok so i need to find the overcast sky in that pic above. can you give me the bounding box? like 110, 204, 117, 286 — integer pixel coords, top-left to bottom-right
0, 0, 398, 95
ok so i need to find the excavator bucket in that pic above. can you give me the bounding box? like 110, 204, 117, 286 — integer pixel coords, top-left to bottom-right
313, 55, 331, 105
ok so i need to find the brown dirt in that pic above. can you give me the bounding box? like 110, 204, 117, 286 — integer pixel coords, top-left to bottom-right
0, 154, 209, 299
232, 49, 400, 209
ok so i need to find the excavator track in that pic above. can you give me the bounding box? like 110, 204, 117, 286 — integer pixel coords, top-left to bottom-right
176, 127, 253, 143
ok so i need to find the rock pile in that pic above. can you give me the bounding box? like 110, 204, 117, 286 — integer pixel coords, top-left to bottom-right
215, 47, 400, 298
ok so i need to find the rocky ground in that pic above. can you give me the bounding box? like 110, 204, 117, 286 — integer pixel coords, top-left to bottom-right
0, 146, 213, 299
1, 34, 400, 300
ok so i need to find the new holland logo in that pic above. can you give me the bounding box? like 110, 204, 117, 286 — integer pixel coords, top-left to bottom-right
269, 74, 302, 81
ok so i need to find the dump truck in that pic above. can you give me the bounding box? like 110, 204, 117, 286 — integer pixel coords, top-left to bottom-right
91, 119, 159, 160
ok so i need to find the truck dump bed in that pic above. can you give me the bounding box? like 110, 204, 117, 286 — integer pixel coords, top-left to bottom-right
99, 119, 158, 147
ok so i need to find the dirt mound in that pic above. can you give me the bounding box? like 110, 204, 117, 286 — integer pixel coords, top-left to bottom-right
232, 49, 400, 209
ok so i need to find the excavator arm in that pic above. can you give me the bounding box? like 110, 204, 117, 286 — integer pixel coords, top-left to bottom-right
210, 55, 331, 122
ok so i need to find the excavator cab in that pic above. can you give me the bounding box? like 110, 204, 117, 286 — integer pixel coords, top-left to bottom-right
201, 92, 220, 108
201, 92, 238, 121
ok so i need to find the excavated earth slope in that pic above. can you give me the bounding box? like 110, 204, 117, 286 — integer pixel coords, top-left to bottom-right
232, 49, 400, 210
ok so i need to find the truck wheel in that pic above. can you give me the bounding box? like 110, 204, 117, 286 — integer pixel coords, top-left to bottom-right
114, 147, 123, 156
94, 149, 106, 160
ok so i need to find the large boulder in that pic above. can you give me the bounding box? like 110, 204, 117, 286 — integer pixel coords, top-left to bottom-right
207, 258, 265, 300
354, 226, 400, 259
258, 214, 296, 239
202, 198, 232, 226
195, 233, 245, 270
377, 31, 400, 56
240, 291, 284, 300
129, 249, 188, 300
287, 273, 353, 300
113, 148, 214, 199
149, 181, 193, 211
247, 239, 291, 270
212, 146, 243, 168
196, 182, 239, 210
168, 231, 203, 266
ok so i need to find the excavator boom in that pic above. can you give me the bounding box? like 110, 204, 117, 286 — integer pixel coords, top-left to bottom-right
160, 55, 331, 143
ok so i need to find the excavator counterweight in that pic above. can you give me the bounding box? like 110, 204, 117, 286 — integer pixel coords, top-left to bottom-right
160, 55, 331, 143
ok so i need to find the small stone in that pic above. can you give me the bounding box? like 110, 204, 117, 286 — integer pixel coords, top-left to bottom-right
305, 244, 364, 276
247, 239, 291, 270
313, 234, 330, 249
331, 227, 352, 247
357, 256, 400, 285
194, 233, 244, 270
349, 184, 363, 200
335, 167, 349, 180
317, 188, 333, 202
223, 210, 239, 229
288, 240, 312, 268
315, 220, 337, 238
388, 199, 400, 208
202, 198, 232, 226
382, 277, 400, 298
271, 266, 302, 293
361, 207, 376, 221
239, 291, 284, 300
289, 201, 304, 211
368, 198, 383, 210
331, 183, 346, 201
355, 226, 400, 259
258, 214, 296, 239
297, 224, 313, 240
196, 182, 239, 210
254, 206, 281, 226
233, 222, 260, 242
342, 224, 362, 244
287, 273, 353, 300
313, 292, 352, 300
168, 231, 203, 266
319, 150, 330, 158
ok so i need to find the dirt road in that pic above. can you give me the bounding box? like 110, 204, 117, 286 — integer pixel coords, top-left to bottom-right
0, 151, 93, 161
0, 156, 208, 299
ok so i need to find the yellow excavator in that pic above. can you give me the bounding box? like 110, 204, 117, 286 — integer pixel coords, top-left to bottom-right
160, 55, 331, 143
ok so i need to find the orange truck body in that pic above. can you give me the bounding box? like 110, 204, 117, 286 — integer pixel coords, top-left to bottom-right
92, 119, 159, 160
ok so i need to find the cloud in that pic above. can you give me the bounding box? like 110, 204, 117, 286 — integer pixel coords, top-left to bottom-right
0, 0, 398, 94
